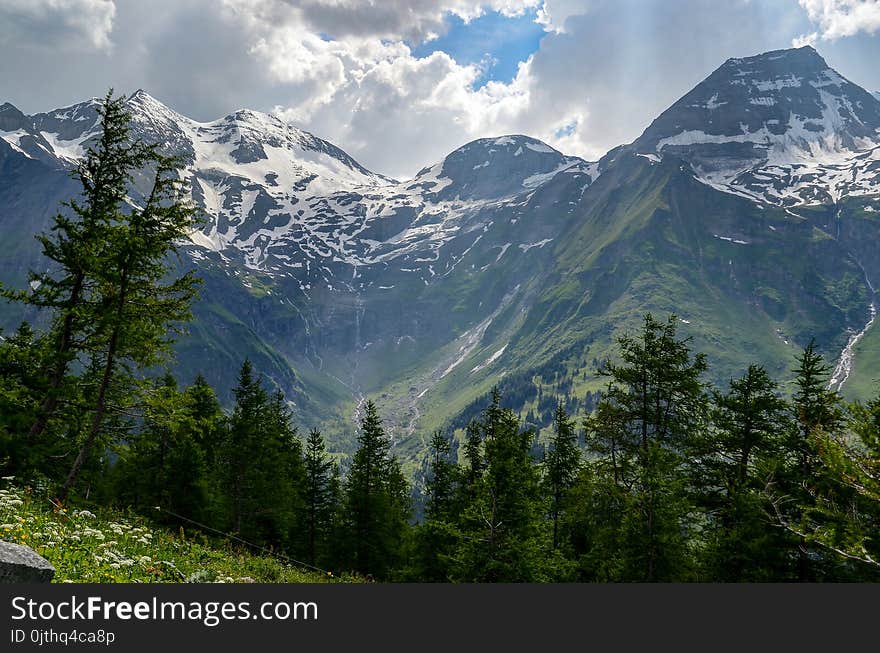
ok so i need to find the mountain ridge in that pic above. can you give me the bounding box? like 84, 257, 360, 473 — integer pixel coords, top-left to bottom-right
1, 45, 879, 461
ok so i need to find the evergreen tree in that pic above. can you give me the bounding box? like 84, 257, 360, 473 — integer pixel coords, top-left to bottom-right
543, 403, 580, 549
222, 360, 267, 537
412, 431, 461, 581
454, 389, 546, 581
115, 374, 208, 521
342, 400, 410, 578
776, 340, 846, 581
425, 431, 457, 521
702, 365, 792, 580
590, 314, 707, 581
58, 96, 200, 501
794, 395, 880, 576
0, 324, 58, 477
302, 428, 336, 567
220, 361, 304, 548
2, 91, 153, 448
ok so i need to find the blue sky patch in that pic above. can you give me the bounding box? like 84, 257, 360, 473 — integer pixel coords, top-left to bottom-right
411, 10, 545, 87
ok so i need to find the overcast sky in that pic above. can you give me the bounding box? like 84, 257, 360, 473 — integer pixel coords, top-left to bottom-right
2, 0, 880, 178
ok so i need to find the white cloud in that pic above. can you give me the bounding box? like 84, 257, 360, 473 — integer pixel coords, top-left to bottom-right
536, 0, 592, 33
0, 0, 116, 50
224, 0, 540, 42
214, 0, 801, 178
220, 0, 575, 177
8, 0, 876, 183
791, 31, 819, 47
796, 0, 880, 43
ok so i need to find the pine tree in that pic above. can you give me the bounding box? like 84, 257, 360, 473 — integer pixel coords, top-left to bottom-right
342, 400, 410, 578
216, 361, 305, 548
223, 360, 267, 537
425, 431, 457, 521
793, 395, 880, 576
412, 431, 461, 581
543, 403, 580, 549
115, 374, 209, 521
454, 390, 545, 581
2, 91, 154, 447
702, 364, 792, 580
777, 340, 845, 581
58, 95, 200, 501
583, 382, 630, 486
0, 324, 54, 476
302, 428, 336, 567
592, 314, 707, 581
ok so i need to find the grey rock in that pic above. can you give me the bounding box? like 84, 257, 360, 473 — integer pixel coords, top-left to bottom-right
0, 541, 55, 583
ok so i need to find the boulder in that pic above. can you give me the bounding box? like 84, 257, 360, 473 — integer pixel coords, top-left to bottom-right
0, 541, 55, 583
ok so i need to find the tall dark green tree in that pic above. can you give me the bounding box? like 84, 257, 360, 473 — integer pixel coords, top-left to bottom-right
777, 340, 845, 581
701, 364, 792, 580
454, 389, 546, 581
219, 361, 304, 548
301, 428, 337, 567
591, 314, 707, 581
0, 324, 57, 477
412, 431, 461, 581
793, 395, 880, 576
543, 403, 580, 550
115, 374, 210, 521
2, 92, 153, 449
342, 401, 410, 578
58, 95, 201, 501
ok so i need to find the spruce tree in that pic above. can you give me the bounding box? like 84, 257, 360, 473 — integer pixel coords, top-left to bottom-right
778, 340, 845, 581
543, 403, 580, 549
302, 428, 336, 567
58, 96, 200, 501
342, 400, 410, 578
794, 395, 880, 576
454, 390, 545, 581
413, 431, 461, 581
116, 374, 209, 521
223, 359, 267, 537
592, 314, 707, 581
702, 364, 792, 580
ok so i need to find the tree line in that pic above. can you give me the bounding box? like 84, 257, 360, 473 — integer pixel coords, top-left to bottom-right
1, 92, 879, 581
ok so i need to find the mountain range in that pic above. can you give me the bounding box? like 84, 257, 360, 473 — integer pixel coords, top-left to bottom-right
2, 45, 879, 462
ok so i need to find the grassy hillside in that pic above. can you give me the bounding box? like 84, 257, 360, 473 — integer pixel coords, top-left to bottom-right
0, 480, 338, 583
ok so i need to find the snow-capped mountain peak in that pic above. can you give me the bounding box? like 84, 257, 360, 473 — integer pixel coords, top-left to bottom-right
409, 135, 591, 201
633, 45, 880, 206
0, 97, 102, 164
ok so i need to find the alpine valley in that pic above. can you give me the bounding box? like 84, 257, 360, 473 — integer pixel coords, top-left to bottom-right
2, 45, 879, 464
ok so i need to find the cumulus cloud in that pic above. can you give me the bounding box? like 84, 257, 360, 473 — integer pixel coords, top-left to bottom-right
0, 0, 116, 50
229, 0, 791, 176
224, 0, 540, 42
3, 0, 879, 180
221, 0, 558, 176
795, 0, 880, 44
535, 0, 592, 33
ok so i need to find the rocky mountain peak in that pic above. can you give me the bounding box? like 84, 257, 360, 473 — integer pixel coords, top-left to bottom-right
410, 135, 585, 201
636, 45, 880, 165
